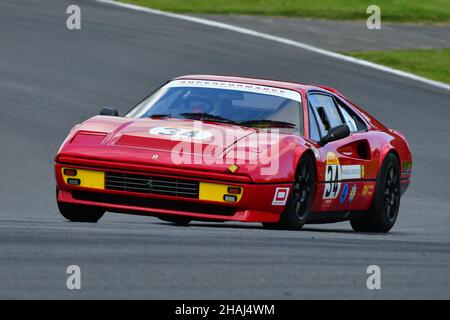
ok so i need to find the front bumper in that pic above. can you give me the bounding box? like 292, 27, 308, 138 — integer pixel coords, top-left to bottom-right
55, 161, 291, 223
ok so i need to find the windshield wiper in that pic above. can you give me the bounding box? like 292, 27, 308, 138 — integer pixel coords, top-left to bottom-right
147, 114, 173, 118
179, 113, 237, 124
238, 119, 297, 129
148, 113, 296, 129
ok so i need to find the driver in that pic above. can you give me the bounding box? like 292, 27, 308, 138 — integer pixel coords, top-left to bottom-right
181, 89, 217, 114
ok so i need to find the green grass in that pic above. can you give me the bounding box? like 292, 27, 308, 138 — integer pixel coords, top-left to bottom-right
346, 49, 450, 84
121, 0, 450, 23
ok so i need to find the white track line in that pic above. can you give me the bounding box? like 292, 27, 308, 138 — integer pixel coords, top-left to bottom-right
95, 0, 450, 92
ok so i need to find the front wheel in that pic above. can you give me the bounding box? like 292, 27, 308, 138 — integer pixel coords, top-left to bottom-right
263, 154, 316, 230
57, 202, 105, 223
350, 153, 401, 233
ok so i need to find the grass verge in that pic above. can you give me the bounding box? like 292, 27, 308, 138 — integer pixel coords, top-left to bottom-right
346, 49, 450, 84
121, 0, 450, 23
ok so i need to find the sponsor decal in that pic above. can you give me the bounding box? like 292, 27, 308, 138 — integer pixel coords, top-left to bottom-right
326, 152, 339, 165
149, 126, 212, 140
349, 185, 357, 202
340, 184, 349, 203
323, 152, 341, 199
362, 184, 375, 196
322, 153, 365, 200
167, 80, 302, 102
402, 161, 412, 175
272, 187, 290, 206
341, 165, 363, 180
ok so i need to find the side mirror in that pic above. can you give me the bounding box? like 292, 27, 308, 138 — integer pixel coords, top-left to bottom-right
100, 107, 119, 116
319, 124, 350, 146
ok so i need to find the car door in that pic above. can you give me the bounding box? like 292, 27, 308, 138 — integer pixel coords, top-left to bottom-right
332, 95, 380, 208
307, 92, 371, 212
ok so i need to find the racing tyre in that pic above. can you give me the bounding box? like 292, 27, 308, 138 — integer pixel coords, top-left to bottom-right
57, 202, 105, 223
350, 153, 400, 233
158, 216, 191, 226
263, 154, 316, 230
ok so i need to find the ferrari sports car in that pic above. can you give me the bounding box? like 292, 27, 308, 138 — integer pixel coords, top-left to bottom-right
55, 75, 412, 232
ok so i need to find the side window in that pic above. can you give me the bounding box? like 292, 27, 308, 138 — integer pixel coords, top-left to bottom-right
308, 106, 321, 141
334, 97, 367, 132
338, 106, 358, 132
308, 94, 344, 134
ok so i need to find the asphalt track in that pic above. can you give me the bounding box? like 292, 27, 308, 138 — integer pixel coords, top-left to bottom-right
0, 0, 449, 299
195, 14, 450, 51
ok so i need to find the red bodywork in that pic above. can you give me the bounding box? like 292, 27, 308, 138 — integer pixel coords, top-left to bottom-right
54, 75, 412, 223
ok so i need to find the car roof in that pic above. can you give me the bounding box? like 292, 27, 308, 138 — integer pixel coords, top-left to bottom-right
174, 74, 334, 94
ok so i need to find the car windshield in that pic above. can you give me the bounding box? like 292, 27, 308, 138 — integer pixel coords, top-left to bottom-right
126, 80, 303, 131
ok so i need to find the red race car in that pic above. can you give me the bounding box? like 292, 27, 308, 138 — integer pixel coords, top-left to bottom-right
55, 75, 412, 233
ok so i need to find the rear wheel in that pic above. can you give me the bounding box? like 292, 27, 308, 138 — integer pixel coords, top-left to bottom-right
57, 202, 105, 223
158, 215, 191, 226
263, 154, 316, 230
350, 153, 400, 233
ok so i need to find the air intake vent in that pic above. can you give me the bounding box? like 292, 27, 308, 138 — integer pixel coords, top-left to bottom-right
105, 172, 199, 199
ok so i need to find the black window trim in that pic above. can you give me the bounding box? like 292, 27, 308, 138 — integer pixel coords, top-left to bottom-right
297, 99, 305, 136
308, 104, 323, 141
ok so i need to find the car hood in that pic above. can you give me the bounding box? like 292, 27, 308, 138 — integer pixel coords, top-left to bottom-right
57, 116, 306, 182
106, 117, 254, 156
59, 116, 266, 165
